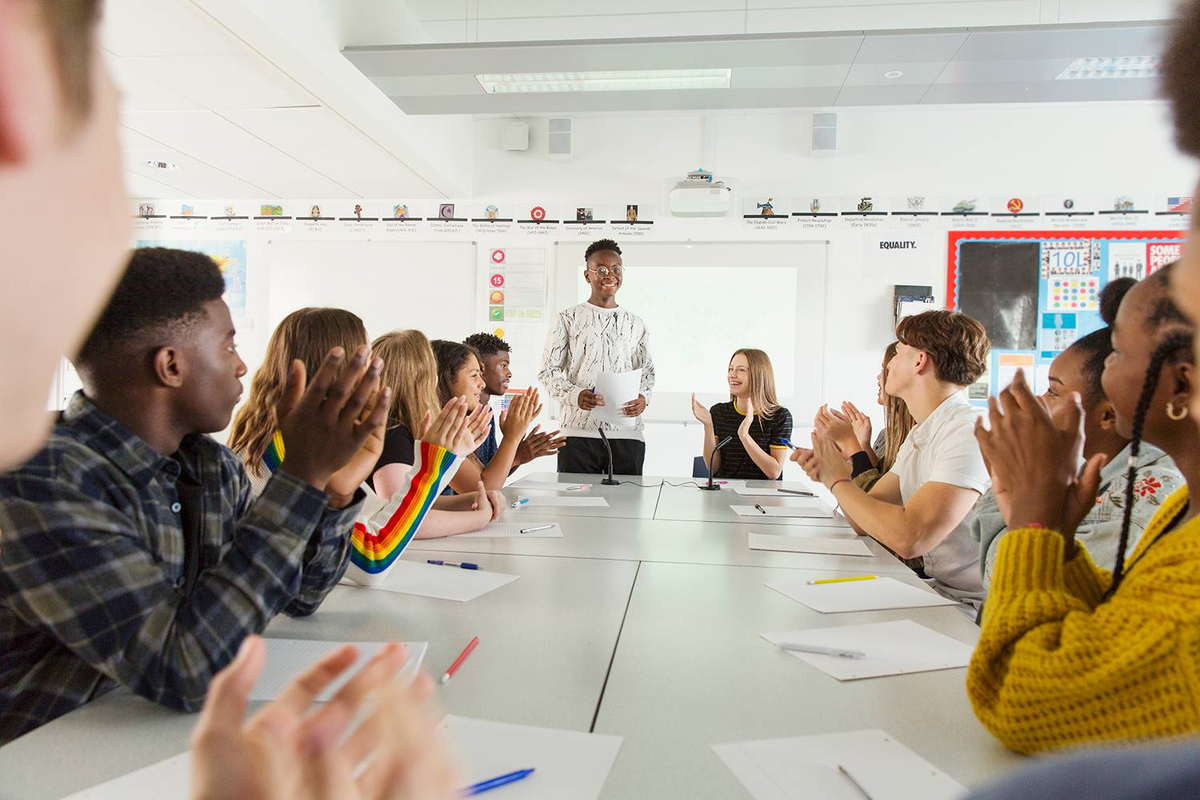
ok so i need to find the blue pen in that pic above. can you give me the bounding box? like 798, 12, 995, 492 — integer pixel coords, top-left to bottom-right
426, 559, 480, 571
464, 768, 536, 796
511, 498, 530, 508
779, 437, 798, 450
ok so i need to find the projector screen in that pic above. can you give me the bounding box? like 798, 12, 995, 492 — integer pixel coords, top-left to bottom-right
552, 241, 828, 424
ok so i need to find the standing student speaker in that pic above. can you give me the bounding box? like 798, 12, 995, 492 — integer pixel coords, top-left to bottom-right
548, 118, 573, 162
811, 113, 837, 156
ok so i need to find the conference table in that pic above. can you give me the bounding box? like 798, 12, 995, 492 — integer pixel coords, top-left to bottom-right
0, 474, 1025, 799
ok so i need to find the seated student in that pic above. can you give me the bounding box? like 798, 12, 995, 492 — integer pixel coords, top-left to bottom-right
969, 265, 1200, 753
971, 279, 1182, 588
431, 338, 540, 493
229, 307, 371, 496
0, 248, 388, 743
228, 311, 480, 583
463, 331, 565, 470
690, 349, 792, 480
814, 341, 915, 492
793, 310, 992, 606
369, 330, 504, 538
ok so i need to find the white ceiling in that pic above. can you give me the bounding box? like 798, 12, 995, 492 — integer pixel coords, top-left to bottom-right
345, 20, 1171, 115
109, 0, 445, 199
111, 0, 1179, 198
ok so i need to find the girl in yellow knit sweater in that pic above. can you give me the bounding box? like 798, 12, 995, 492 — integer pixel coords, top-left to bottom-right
969, 264, 1200, 754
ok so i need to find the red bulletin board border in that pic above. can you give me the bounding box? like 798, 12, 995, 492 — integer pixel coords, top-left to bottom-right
945, 230, 1186, 309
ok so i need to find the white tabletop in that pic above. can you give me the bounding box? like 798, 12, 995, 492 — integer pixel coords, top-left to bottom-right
653, 479, 855, 528
409, 513, 914, 575
0, 552, 637, 800
0, 474, 1027, 800
507, 472, 666, 520
593, 561, 1023, 799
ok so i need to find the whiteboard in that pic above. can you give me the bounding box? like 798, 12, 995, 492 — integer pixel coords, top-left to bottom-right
267, 240, 477, 342
551, 241, 828, 424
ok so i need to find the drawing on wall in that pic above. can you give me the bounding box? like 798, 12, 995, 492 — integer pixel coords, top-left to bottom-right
857, 197, 873, 212
576, 207, 594, 222
138, 239, 248, 318
439, 203, 456, 219
626, 204, 639, 221
259, 205, 283, 217
393, 204, 409, 219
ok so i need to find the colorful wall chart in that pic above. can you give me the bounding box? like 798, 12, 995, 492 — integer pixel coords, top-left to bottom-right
945, 230, 1185, 402
136, 238, 248, 318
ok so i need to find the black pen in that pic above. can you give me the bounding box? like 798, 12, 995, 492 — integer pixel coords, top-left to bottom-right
754, 503, 767, 514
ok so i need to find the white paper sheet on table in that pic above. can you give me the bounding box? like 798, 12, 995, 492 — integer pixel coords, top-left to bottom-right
516, 496, 609, 508
60, 753, 189, 800
732, 503, 834, 519
762, 620, 974, 680
713, 729, 965, 800
766, 576, 959, 613
355, 559, 519, 602
733, 487, 818, 498
748, 532, 872, 557
443, 715, 623, 800
459, 521, 564, 538
249, 639, 427, 701
590, 369, 641, 430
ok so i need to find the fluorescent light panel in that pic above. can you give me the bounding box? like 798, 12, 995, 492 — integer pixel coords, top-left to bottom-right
1056, 56, 1160, 80
476, 69, 732, 93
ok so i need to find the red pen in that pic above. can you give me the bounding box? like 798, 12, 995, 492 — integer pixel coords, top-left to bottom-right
441, 636, 480, 685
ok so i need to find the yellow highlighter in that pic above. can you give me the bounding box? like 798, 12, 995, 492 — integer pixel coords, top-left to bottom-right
806, 575, 878, 586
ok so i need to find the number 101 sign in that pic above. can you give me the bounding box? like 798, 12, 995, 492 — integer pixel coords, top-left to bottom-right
1041, 240, 1093, 278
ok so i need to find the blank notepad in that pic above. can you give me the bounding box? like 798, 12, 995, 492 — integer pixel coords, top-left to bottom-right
713, 729, 965, 800
748, 532, 872, 557
516, 496, 609, 508
516, 480, 591, 492
766, 576, 958, 613
60, 753, 189, 800
732, 503, 834, 519
460, 521, 564, 538
762, 620, 974, 681
364, 560, 519, 602
250, 639, 427, 702
443, 715, 623, 800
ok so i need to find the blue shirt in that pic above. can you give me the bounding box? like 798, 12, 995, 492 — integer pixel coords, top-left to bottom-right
474, 416, 499, 467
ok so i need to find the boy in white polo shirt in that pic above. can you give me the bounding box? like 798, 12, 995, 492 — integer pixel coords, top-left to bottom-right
795, 310, 991, 606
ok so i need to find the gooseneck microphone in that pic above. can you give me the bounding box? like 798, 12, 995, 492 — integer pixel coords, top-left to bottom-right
597, 427, 620, 486
699, 435, 734, 491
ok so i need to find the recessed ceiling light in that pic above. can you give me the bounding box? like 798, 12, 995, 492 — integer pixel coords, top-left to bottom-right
144, 160, 180, 170
884, 70, 904, 79
476, 69, 732, 94
1056, 56, 1160, 80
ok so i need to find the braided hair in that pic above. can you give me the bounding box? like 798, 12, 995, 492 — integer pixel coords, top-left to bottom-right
1107, 331, 1192, 591
1105, 264, 1194, 594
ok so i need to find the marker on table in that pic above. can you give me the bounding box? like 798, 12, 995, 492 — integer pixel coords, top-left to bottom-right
426, 559, 479, 570
838, 765, 875, 799
779, 488, 816, 497
754, 504, 767, 514
807, 575, 878, 586
440, 636, 480, 685
464, 768, 536, 796
511, 498, 531, 508
521, 524, 554, 534
777, 642, 866, 659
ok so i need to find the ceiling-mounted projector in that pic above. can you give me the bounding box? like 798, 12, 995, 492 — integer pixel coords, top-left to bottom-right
669, 169, 731, 217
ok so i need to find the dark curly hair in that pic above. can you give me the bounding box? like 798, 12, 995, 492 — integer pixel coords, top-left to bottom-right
1068, 277, 1137, 406
1164, 0, 1200, 156
585, 239, 622, 262
463, 332, 511, 358
76, 247, 227, 367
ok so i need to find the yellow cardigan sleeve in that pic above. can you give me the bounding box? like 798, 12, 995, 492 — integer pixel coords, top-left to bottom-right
968, 524, 1200, 754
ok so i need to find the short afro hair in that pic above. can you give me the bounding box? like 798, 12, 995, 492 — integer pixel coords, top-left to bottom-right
76, 247, 227, 367
464, 332, 511, 357
1164, 0, 1200, 157
585, 239, 621, 262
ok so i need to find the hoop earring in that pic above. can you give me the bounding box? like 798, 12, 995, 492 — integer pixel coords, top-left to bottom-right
1167, 402, 1189, 421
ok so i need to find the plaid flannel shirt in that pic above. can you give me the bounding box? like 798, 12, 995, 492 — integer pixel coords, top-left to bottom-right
0, 393, 363, 743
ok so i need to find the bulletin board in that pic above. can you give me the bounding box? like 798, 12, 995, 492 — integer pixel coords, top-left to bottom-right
945, 230, 1186, 401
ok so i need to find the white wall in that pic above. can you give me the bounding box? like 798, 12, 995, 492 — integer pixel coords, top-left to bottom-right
475, 103, 1199, 477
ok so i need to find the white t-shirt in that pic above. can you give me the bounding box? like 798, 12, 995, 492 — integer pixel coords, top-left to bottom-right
889, 391, 990, 604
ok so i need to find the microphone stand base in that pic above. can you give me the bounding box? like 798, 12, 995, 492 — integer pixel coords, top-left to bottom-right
698, 484, 722, 491
601, 478, 620, 486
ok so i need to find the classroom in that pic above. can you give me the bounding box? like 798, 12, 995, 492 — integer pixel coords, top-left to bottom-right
3, 1, 1200, 798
